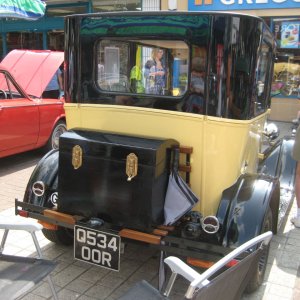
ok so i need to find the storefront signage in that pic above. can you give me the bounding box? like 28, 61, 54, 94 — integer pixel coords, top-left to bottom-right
275, 21, 300, 48
188, 0, 300, 11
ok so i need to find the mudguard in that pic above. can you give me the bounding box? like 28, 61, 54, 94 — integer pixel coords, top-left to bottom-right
278, 137, 296, 193
259, 137, 296, 192
217, 173, 280, 248
217, 136, 296, 247
23, 150, 59, 207
259, 136, 296, 227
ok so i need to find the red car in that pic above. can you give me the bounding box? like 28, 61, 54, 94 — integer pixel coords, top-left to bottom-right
0, 50, 65, 158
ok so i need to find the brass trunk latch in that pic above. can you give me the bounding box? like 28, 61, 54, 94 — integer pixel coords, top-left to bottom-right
126, 153, 138, 181
72, 145, 83, 169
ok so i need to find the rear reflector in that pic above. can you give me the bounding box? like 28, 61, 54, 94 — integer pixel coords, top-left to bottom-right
38, 220, 58, 230
187, 257, 239, 269
18, 210, 29, 218
187, 257, 214, 268
226, 259, 239, 267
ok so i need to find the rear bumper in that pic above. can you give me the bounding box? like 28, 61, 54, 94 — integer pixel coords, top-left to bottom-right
15, 199, 76, 229
15, 199, 231, 263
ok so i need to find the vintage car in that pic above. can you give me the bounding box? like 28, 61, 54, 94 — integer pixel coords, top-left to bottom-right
16, 12, 296, 294
0, 50, 66, 158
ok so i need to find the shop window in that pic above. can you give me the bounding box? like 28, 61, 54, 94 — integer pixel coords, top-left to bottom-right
96, 39, 189, 97
47, 31, 64, 51
142, 0, 160, 11
272, 55, 300, 98
93, 0, 143, 12
46, 4, 87, 17
272, 18, 300, 98
7, 32, 43, 52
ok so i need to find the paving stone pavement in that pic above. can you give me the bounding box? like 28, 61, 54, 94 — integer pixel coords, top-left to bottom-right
1, 199, 299, 300
0, 121, 299, 300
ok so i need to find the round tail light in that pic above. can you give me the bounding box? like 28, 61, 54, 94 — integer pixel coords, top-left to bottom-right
32, 181, 45, 197
201, 216, 220, 234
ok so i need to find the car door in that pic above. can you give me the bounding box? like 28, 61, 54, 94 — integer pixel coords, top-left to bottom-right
0, 71, 39, 154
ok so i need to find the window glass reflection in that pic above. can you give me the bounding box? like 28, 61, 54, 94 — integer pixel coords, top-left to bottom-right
208, 16, 272, 120
97, 39, 189, 97
255, 42, 273, 116
182, 47, 207, 114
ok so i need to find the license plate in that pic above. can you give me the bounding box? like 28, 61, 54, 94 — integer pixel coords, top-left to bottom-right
74, 225, 120, 271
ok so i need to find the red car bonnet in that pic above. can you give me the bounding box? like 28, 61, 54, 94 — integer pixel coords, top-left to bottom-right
0, 50, 64, 98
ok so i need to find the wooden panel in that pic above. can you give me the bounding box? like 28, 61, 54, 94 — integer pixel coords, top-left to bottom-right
179, 146, 193, 154
119, 229, 161, 245
179, 164, 191, 173
44, 209, 76, 225
152, 229, 169, 236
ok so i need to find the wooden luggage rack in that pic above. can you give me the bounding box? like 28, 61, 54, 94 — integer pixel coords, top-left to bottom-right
120, 145, 193, 244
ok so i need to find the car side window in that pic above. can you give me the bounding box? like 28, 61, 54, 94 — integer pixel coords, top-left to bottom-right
0, 72, 24, 99
253, 41, 273, 117
0, 72, 9, 99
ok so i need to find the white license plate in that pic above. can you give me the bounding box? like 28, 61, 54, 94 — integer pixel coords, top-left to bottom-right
74, 225, 120, 271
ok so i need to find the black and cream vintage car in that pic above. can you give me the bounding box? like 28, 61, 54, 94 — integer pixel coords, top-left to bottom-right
16, 11, 296, 293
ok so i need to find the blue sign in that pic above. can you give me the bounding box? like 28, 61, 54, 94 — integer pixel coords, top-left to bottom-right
188, 0, 300, 11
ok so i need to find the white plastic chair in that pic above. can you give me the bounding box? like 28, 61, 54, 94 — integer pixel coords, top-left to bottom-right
0, 219, 58, 300
118, 231, 273, 300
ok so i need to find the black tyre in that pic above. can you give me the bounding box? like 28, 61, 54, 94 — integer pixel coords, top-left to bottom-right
45, 120, 66, 151
42, 227, 73, 246
245, 208, 272, 293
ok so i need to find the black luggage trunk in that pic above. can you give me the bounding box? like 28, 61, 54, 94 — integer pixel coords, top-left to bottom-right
58, 129, 178, 231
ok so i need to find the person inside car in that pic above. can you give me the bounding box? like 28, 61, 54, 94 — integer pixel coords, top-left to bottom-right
144, 48, 166, 95
182, 56, 205, 114
42, 67, 63, 99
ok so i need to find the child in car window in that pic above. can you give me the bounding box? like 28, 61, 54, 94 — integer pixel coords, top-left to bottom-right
183, 57, 205, 114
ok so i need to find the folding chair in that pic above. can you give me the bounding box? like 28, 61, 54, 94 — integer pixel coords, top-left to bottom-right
118, 231, 273, 300
0, 219, 58, 300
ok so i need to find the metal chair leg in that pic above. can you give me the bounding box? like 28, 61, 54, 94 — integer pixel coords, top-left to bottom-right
0, 229, 9, 254
31, 231, 58, 300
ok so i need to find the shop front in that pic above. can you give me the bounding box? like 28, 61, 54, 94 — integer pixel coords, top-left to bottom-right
162, 0, 300, 121
271, 17, 300, 121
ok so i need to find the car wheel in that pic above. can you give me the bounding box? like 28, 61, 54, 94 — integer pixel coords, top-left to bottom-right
245, 208, 272, 293
42, 227, 73, 246
46, 120, 66, 151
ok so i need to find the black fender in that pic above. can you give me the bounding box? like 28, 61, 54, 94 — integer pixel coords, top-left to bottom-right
23, 150, 59, 207
216, 173, 280, 248
278, 137, 296, 193
259, 136, 296, 192
258, 136, 296, 228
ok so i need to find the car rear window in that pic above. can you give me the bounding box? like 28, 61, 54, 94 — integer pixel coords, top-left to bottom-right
96, 39, 189, 97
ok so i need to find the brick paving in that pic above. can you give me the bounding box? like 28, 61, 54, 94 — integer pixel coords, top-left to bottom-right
0, 124, 300, 299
